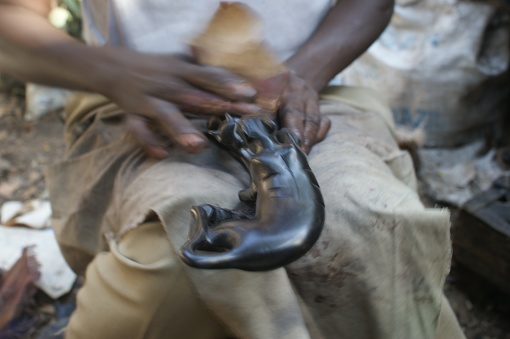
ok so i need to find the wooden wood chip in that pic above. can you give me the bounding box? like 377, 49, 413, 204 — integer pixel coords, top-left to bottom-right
192, 2, 288, 113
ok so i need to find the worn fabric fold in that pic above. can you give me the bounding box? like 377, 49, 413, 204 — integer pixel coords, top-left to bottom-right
47, 87, 460, 338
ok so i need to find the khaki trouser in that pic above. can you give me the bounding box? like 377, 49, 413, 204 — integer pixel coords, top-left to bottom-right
66, 222, 464, 339
48, 87, 466, 339
66, 222, 229, 339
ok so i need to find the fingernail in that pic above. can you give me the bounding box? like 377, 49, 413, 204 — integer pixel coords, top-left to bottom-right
177, 134, 207, 153
235, 103, 264, 115
231, 82, 257, 98
151, 146, 170, 159
302, 139, 311, 152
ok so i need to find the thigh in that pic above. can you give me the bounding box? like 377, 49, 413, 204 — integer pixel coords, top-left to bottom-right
65, 221, 230, 339
286, 109, 453, 339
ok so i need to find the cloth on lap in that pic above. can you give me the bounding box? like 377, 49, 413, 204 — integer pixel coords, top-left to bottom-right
47, 87, 459, 338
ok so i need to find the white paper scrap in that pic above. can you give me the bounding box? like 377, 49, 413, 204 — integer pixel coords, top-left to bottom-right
0, 225, 76, 299
14, 200, 52, 229
0, 201, 23, 224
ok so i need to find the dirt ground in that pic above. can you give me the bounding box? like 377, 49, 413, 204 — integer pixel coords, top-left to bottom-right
0, 95, 65, 208
1, 90, 509, 338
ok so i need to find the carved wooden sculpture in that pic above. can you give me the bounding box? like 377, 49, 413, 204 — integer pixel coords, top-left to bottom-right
180, 115, 325, 271
179, 3, 325, 270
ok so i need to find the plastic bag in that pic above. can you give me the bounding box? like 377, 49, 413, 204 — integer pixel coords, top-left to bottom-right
25, 84, 70, 121
340, 0, 510, 147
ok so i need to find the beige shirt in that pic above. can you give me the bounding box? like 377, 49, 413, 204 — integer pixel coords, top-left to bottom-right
81, 0, 331, 60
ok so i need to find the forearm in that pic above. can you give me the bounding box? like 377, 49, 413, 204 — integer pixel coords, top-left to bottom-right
0, 4, 113, 94
287, 0, 394, 92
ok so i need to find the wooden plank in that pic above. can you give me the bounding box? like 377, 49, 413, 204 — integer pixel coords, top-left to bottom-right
451, 185, 510, 295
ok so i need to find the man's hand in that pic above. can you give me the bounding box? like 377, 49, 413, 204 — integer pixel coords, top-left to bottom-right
0, 0, 393, 157
105, 51, 263, 157
0, 1, 263, 157
278, 72, 331, 153
281, 0, 394, 153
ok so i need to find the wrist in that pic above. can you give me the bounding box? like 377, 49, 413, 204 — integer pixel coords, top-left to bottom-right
22, 42, 120, 95
285, 65, 324, 94
66, 45, 139, 99
88, 46, 129, 98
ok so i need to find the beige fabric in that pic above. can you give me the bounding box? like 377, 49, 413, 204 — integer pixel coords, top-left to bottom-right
67, 223, 464, 339
66, 221, 229, 339
436, 295, 465, 339
63, 92, 109, 145
320, 85, 396, 131
47, 87, 464, 338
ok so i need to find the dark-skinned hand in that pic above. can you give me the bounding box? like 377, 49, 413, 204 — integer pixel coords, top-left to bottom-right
104, 51, 264, 158
278, 72, 331, 153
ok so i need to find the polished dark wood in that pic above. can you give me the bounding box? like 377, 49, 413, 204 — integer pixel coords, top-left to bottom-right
180, 115, 325, 271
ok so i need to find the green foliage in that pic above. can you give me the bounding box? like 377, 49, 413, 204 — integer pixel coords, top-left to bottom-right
55, 0, 82, 40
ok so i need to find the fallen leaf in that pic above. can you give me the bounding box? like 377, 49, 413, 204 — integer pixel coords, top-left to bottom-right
0, 130, 8, 142
0, 178, 23, 197
20, 185, 39, 201
0, 157, 11, 170
0, 246, 40, 330
28, 171, 43, 184
0, 158, 11, 180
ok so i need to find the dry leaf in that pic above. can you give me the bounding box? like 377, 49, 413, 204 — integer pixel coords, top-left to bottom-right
0, 158, 11, 180
28, 171, 43, 184
0, 131, 8, 142
20, 186, 39, 201
0, 246, 40, 330
0, 178, 23, 197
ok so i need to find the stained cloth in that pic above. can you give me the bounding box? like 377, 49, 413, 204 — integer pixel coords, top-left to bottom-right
47, 87, 465, 338
65, 221, 231, 339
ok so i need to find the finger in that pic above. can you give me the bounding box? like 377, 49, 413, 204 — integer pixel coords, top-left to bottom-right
280, 105, 305, 143
150, 98, 208, 153
302, 99, 322, 152
184, 65, 257, 101
228, 101, 267, 116
316, 115, 331, 143
155, 85, 263, 116
126, 114, 171, 158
